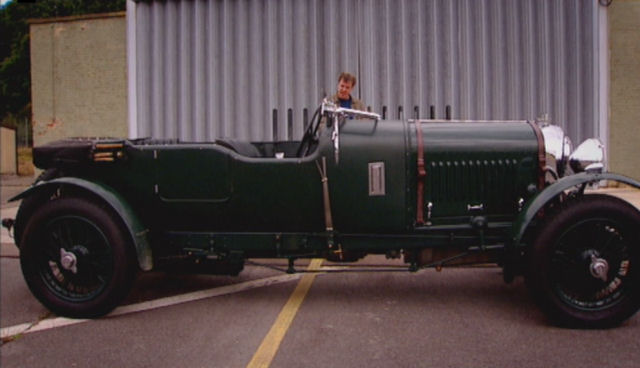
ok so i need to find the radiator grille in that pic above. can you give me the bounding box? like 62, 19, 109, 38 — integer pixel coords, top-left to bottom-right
426, 157, 525, 216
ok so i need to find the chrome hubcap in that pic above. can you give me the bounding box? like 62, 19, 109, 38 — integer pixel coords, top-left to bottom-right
589, 254, 609, 282
60, 248, 78, 274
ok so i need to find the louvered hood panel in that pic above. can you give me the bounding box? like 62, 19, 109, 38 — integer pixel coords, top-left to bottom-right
410, 121, 542, 223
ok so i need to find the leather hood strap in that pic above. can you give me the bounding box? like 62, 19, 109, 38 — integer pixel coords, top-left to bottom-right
415, 120, 427, 225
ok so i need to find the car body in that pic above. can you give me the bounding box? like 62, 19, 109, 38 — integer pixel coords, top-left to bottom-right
4, 101, 640, 328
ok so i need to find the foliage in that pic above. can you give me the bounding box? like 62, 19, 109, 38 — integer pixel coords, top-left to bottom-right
0, 0, 126, 127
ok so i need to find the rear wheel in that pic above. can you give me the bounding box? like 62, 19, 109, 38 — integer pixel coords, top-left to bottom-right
527, 194, 640, 328
20, 197, 136, 318
14, 168, 61, 245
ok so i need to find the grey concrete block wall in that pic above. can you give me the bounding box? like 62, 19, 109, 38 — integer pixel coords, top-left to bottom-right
0, 127, 16, 174
610, 0, 640, 181
30, 12, 128, 147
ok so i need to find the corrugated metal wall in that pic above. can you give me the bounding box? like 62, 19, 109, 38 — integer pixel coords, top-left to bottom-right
129, 0, 604, 144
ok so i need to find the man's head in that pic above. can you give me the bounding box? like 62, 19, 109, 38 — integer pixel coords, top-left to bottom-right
337, 72, 356, 100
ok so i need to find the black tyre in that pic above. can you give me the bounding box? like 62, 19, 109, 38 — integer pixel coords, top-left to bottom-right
527, 194, 640, 328
14, 168, 60, 245
19, 197, 137, 318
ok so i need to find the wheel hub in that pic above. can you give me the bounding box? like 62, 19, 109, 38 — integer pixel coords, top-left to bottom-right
60, 248, 78, 274
589, 254, 609, 282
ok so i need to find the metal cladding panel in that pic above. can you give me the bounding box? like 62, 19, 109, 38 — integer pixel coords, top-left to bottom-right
131, 0, 603, 145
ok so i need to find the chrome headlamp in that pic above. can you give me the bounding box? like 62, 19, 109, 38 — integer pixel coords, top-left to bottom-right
569, 138, 605, 174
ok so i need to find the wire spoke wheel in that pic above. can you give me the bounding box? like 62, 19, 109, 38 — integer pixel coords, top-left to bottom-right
550, 219, 630, 311
527, 194, 640, 328
37, 216, 114, 302
20, 197, 136, 318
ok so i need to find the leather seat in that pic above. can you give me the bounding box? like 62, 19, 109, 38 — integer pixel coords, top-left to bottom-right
215, 139, 261, 157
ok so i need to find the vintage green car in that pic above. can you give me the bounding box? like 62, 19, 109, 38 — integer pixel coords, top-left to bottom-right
3, 101, 640, 328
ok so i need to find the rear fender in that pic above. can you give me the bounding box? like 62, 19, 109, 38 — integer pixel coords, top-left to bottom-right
511, 172, 640, 249
11, 177, 152, 271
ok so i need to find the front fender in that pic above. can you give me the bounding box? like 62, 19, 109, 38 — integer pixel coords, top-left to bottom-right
11, 177, 152, 271
511, 172, 640, 249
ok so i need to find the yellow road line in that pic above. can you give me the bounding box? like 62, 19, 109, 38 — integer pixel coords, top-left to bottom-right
247, 259, 323, 368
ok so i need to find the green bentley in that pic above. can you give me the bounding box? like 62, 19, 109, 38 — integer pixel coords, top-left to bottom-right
3, 101, 640, 328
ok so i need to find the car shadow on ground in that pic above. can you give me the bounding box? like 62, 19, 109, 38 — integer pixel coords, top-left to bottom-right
121, 263, 558, 328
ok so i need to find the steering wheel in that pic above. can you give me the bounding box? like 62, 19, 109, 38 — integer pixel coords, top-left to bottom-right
296, 106, 322, 157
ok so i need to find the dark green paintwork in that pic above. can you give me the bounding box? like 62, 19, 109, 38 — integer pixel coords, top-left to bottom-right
156, 147, 232, 202
511, 172, 640, 248
328, 119, 408, 233
9, 115, 582, 269
12, 177, 153, 270
412, 121, 540, 222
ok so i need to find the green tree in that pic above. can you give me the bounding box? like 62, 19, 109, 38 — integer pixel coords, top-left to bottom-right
0, 0, 126, 127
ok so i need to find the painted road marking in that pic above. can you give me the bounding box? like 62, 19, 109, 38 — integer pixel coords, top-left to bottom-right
1, 273, 302, 340
247, 259, 323, 368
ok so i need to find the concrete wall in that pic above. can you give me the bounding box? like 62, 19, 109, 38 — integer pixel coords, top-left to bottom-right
609, 0, 640, 181
30, 12, 127, 147
0, 127, 16, 174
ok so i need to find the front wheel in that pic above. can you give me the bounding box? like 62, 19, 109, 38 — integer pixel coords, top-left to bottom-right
526, 194, 640, 328
20, 197, 137, 318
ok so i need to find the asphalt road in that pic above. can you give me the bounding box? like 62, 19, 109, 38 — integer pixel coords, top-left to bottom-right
2, 180, 640, 367
2, 251, 640, 367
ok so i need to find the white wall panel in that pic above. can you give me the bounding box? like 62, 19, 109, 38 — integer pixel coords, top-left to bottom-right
130, 0, 605, 144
